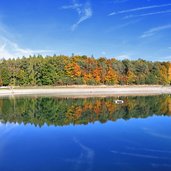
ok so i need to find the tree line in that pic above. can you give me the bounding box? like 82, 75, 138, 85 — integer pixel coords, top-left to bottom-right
0, 55, 170, 86
0, 95, 170, 126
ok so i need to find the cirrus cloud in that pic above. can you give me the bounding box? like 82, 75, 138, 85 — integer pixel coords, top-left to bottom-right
141, 24, 171, 38
62, 0, 93, 31
109, 3, 171, 16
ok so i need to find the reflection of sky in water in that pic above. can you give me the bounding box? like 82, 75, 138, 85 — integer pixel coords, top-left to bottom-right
0, 123, 18, 161
65, 137, 95, 171
0, 116, 171, 171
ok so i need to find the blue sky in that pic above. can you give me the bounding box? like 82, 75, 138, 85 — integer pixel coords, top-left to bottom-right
0, 0, 171, 61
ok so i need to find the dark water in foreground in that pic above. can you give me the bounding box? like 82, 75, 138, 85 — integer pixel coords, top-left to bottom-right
0, 95, 171, 171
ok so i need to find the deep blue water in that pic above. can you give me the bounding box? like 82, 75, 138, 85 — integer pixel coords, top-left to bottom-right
0, 95, 171, 171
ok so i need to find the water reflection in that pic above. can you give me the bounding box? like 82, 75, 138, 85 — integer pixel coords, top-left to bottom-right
65, 138, 95, 171
0, 95, 171, 126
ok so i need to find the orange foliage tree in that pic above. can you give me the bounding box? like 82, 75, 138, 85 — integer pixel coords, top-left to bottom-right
65, 62, 81, 78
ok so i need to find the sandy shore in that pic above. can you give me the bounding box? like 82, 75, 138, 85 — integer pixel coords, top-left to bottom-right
0, 86, 171, 97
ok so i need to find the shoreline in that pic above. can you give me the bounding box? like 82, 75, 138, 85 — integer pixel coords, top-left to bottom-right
0, 86, 171, 97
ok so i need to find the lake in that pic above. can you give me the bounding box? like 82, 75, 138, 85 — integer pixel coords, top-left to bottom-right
0, 95, 171, 171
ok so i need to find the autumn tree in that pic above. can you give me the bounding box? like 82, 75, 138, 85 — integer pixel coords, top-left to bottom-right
0, 55, 170, 86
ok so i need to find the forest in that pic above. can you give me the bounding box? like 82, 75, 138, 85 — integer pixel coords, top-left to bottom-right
0, 55, 170, 86
0, 95, 171, 126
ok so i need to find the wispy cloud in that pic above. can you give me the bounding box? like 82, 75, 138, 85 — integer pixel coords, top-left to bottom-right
62, 0, 92, 31
115, 54, 130, 60
141, 24, 171, 38
0, 36, 54, 59
109, 3, 171, 16
159, 56, 171, 61
146, 130, 171, 140
0, 23, 54, 59
71, 3, 92, 31
111, 150, 171, 160
65, 138, 95, 171
106, 19, 140, 32
124, 9, 171, 19
61, 0, 82, 15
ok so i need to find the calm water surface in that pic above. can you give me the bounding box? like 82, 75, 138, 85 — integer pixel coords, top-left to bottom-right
0, 95, 171, 171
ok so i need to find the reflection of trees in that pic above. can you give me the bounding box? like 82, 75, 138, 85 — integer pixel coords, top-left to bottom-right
0, 95, 170, 127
